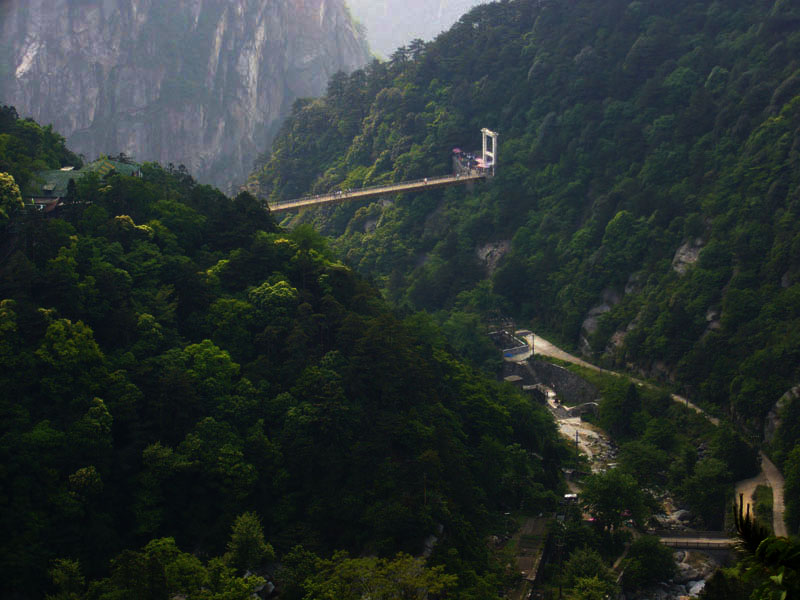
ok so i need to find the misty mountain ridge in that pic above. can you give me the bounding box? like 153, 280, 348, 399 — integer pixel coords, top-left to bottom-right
0, 0, 369, 192
346, 0, 487, 57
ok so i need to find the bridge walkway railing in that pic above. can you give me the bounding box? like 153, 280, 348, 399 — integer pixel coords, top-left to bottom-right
653, 530, 734, 549
659, 539, 733, 549
651, 530, 730, 539
268, 172, 487, 212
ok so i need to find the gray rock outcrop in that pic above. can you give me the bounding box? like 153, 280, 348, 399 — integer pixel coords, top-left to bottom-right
672, 237, 705, 275
765, 385, 800, 445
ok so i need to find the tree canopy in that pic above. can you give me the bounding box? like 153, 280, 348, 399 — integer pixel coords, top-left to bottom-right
0, 109, 563, 599
580, 469, 647, 532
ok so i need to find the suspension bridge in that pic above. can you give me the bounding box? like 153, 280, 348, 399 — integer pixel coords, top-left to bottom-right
268, 128, 498, 213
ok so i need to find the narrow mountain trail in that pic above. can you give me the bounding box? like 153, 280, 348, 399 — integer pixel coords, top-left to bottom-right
525, 333, 784, 534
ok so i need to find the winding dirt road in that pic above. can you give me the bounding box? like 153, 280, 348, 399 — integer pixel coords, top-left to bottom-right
525, 332, 784, 535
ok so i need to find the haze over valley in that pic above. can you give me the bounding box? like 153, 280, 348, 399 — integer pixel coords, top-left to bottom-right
346, 0, 487, 57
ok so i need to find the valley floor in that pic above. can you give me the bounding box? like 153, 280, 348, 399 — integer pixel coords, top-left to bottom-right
523, 333, 787, 532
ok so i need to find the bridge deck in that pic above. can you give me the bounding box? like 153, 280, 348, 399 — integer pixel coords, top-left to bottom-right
268, 172, 486, 213
660, 538, 733, 549
659, 536, 733, 550
651, 529, 733, 550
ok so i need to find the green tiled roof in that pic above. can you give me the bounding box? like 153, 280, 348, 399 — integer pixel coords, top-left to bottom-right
26, 158, 141, 198
26, 169, 79, 198
84, 158, 141, 177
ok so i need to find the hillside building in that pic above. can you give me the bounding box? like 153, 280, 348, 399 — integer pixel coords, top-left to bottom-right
26, 157, 142, 212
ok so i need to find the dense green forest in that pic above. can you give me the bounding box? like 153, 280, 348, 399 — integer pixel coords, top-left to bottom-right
0, 108, 566, 599
5, 0, 800, 597
252, 0, 800, 535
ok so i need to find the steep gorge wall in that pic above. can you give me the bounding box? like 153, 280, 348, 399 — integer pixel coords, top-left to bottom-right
0, 0, 369, 191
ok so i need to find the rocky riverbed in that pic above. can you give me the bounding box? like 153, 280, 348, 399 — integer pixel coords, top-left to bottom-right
545, 391, 617, 473
628, 550, 721, 600
540, 383, 728, 599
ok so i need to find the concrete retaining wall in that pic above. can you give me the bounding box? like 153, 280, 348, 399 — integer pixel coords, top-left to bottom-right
506, 360, 599, 406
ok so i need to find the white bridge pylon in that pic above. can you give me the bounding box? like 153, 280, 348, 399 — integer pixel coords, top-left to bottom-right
482, 128, 498, 176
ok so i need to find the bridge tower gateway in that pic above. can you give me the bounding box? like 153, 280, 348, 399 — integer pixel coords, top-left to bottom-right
481, 128, 498, 176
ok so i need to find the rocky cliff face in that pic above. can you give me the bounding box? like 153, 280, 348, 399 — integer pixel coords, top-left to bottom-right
346, 0, 485, 57
0, 0, 369, 191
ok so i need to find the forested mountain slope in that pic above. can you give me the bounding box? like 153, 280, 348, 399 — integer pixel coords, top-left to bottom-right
0, 0, 369, 192
0, 110, 563, 599
251, 0, 800, 502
